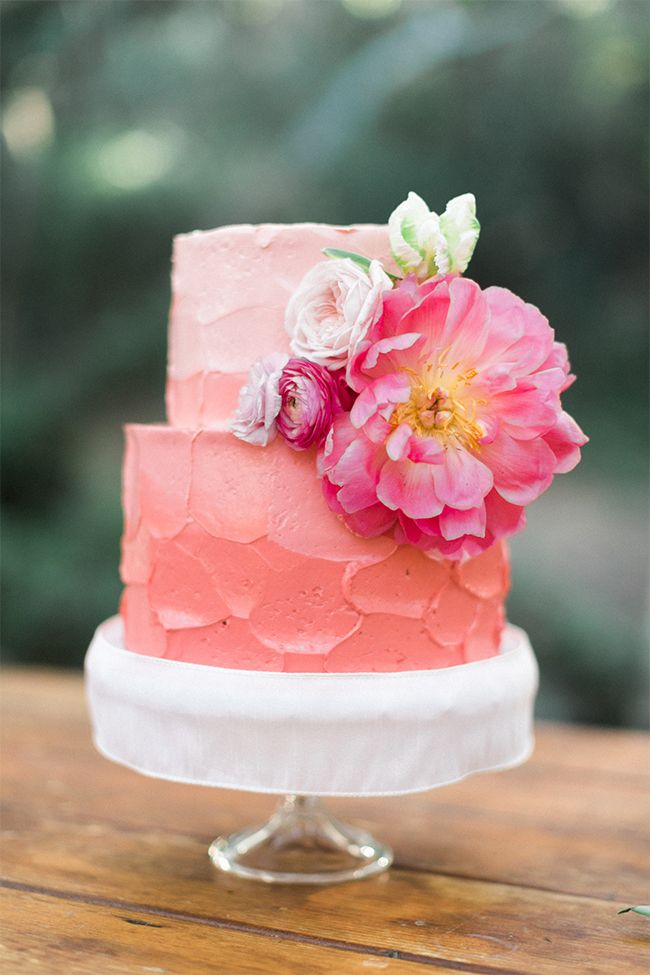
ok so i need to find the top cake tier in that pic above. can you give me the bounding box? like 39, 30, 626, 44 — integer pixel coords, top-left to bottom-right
166, 223, 393, 428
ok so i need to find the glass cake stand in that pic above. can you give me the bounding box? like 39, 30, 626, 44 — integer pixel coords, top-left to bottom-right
209, 794, 393, 884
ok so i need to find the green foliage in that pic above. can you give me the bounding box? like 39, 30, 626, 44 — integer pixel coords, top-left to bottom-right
1, 0, 648, 727
323, 247, 374, 270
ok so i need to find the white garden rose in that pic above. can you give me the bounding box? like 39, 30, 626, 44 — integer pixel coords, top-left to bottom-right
285, 258, 392, 370
388, 191, 480, 280
231, 352, 289, 446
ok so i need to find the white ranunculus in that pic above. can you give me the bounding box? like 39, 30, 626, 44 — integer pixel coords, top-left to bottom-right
285, 258, 392, 370
231, 352, 289, 446
388, 191, 480, 280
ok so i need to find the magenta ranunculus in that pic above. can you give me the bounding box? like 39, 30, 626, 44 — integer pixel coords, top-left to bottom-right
276, 358, 348, 451
321, 275, 587, 560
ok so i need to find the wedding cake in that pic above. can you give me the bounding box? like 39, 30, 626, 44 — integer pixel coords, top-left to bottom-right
118, 193, 586, 674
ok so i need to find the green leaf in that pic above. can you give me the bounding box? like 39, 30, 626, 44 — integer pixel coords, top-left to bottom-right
322, 247, 372, 271
618, 906, 650, 917
322, 248, 400, 282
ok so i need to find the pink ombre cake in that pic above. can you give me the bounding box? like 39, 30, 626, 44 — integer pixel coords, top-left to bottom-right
119, 222, 510, 672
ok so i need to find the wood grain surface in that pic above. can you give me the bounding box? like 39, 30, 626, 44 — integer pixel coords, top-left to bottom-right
1, 667, 649, 974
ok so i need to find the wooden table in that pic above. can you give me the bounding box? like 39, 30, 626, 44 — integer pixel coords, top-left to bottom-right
1, 669, 648, 974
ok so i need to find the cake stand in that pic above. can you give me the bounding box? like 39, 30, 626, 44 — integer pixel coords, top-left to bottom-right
85, 617, 538, 884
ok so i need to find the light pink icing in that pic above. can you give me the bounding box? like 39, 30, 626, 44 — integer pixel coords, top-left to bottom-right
166, 223, 394, 427
120, 424, 509, 671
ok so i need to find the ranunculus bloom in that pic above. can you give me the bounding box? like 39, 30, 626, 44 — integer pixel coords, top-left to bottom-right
321, 275, 587, 560
231, 352, 289, 446
276, 358, 347, 450
285, 258, 392, 370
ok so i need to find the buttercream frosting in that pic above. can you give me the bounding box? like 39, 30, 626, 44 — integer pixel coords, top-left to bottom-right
167, 223, 393, 427
120, 424, 509, 672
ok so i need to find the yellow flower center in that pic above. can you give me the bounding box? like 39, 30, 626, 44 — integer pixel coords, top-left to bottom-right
391, 350, 485, 452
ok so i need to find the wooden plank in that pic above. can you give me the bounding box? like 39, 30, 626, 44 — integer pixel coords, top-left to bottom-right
0, 887, 440, 975
1, 782, 647, 905
532, 721, 650, 778
2, 672, 648, 902
1, 817, 648, 975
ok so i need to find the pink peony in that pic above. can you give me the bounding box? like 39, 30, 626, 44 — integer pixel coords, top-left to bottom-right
285, 258, 392, 370
321, 275, 587, 560
276, 358, 348, 450
231, 352, 289, 446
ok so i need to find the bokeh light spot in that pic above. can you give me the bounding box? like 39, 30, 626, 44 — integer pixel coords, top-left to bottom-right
2, 87, 55, 157
93, 129, 179, 192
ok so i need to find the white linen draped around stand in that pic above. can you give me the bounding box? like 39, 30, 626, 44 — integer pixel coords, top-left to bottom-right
85, 616, 538, 797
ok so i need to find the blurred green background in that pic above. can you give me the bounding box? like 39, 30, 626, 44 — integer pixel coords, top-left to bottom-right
2, 0, 648, 726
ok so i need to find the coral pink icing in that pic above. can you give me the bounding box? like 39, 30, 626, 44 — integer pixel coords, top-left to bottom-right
119, 221, 513, 672
120, 424, 509, 671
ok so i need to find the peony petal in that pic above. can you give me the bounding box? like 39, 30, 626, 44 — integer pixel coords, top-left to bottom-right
480, 428, 556, 505
358, 331, 424, 377
537, 341, 574, 391
477, 287, 554, 379
543, 411, 588, 474
362, 412, 393, 444
377, 459, 444, 519
490, 386, 558, 439
483, 489, 526, 539
408, 434, 445, 464
342, 502, 397, 538
396, 512, 427, 546
321, 475, 345, 514
439, 504, 487, 541
328, 434, 385, 514
350, 372, 411, 427
443, 277, 490, 364
386, 422, 413, 461
321, 413, 357, 472
432, 447, 493, 510
400, 280, 452, 352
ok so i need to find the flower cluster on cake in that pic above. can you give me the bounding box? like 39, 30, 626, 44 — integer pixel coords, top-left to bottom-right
119, 193, 585, 673
232, 192, 585, 561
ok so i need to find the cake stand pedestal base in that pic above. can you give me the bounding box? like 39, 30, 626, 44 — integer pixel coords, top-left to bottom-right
209, 794, 392, 884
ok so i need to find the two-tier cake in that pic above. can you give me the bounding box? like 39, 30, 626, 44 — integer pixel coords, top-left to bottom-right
118, 193, 584, 674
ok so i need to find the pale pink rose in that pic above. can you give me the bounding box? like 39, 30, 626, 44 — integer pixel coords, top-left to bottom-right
276, 358, 348, 450
285, 258, 392, 371
231, 352, 289, 446
321, 275, 587, 560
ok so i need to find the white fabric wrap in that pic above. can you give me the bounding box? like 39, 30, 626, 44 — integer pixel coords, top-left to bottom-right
85, 617, 538, 797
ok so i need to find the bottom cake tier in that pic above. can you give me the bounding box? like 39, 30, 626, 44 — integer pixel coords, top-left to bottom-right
86, 616, 538, 796
120, 424, 511, 672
